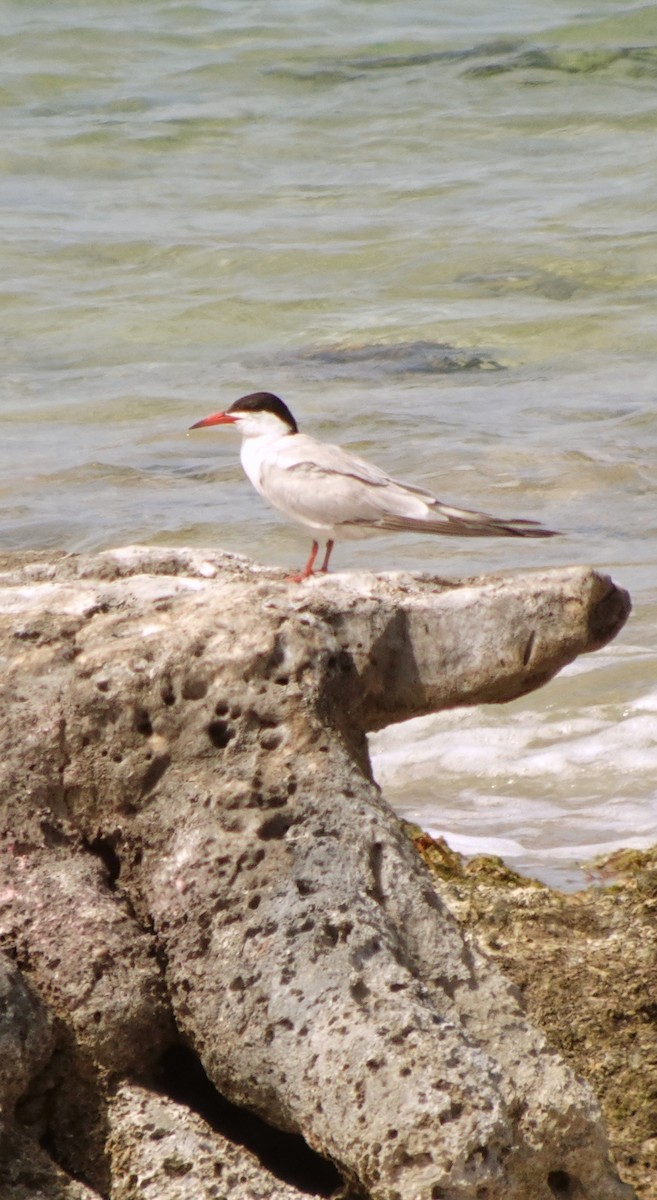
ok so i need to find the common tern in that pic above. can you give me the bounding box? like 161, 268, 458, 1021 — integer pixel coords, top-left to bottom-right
189, 391, 558, 580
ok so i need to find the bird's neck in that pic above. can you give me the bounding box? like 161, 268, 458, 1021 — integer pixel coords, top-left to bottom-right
239, 427, 294, 491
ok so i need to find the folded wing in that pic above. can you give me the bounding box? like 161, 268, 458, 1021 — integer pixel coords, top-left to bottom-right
259, 436, 557, 539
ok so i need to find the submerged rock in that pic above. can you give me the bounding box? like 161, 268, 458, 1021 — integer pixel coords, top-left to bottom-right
282, 339, 503, 377
0, 547, 635, 1200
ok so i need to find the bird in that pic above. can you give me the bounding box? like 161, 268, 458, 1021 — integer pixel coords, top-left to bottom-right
189, 391, 558, 581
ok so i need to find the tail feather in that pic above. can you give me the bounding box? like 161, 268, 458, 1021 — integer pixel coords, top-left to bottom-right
370, 510, 559, 539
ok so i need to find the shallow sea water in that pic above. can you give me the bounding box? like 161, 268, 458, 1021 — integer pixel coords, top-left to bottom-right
1, 0, 656, 887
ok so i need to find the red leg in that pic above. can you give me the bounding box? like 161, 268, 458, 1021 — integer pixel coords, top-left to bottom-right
286, 540, 319, 583
319, 539, 334, 573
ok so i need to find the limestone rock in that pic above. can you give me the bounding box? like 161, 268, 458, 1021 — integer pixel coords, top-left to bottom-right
0, 849, 173, 1074
0, 955, 102, 1198
0, 953, 52, 1126
0, 548, 634, 1200
411, 838, 657, 1200
0, 1127, 103, 1200
106, 1081, 325, 1200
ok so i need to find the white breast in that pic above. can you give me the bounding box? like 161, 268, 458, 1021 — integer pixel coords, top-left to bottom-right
239, 432, 280, 498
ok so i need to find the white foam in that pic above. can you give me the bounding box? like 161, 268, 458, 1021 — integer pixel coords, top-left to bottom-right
371, 706, 657, 784
369, 655, 657, 889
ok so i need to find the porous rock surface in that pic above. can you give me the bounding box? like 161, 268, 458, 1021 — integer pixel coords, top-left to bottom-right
106, 1081, 321, 1200
0, 951, 52, 1126
408, 835, 657, 1200
0, 953, 100, 1199
0, 546, 634, 1200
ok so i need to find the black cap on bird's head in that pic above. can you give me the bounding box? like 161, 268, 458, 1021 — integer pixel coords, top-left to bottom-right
229, 392, 299, 432
189, 391, 298, 434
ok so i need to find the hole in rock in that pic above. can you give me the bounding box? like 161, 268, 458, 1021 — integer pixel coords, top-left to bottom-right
206, 720, 234, 749
133, 707, 153, 736
260, 730, 283, 751
350, 978, 370, 1004
547, 1170, 577, 1199
86, 835, 120, 885
140, 754, 170, 796
522, 630, 536, 667
257, 812, 293, 840
182, 675, 209, 700
156, 1045, 342, 1197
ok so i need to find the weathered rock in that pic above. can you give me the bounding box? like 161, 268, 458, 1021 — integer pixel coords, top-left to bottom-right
0, 953, 52, 1127
106, 1081, 325, 1200
0, 1126, 103, 1200
408, 833, 657, 1200
0, 954, 101, 1198
0, 841, 176, 1193
0, 547, 634, 1200
0, 849, 173, 1074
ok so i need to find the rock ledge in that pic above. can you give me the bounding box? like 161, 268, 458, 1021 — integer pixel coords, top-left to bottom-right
0, 548, 634, 1200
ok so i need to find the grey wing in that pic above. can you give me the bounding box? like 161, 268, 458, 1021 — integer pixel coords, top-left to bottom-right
257, 437, 428, 529
261, 438, 558, 539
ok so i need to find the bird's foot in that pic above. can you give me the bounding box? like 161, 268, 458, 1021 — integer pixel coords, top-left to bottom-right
285, 540, 334, 583
284, 566, 331, 583
285, 569, 312, 583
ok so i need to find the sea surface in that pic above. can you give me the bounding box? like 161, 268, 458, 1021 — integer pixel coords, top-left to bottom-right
2, 0, 656, 888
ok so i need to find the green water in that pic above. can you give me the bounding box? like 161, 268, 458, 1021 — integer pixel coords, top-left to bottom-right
1, 0, 656, 884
